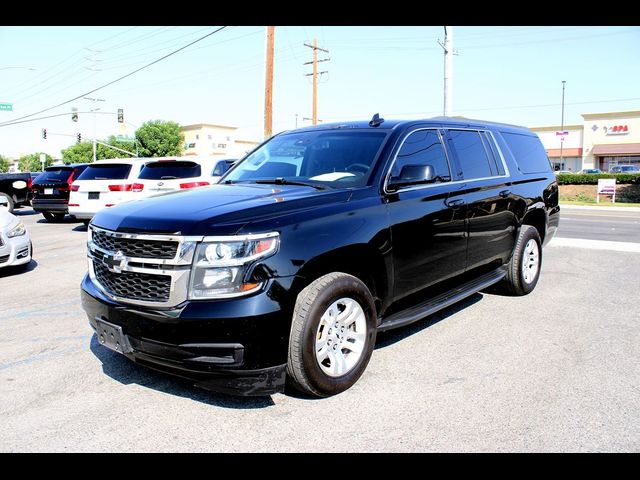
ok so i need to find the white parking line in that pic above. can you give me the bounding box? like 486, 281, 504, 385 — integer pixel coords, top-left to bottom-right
549, 237, 640, 253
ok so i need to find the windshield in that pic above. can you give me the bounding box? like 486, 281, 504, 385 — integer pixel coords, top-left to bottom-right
223, 130, 387, 188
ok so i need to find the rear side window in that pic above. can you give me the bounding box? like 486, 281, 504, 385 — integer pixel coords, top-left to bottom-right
448, 130, 494, 180
501, 132, 551, 174
138, 161, 201, 180
77, 164, 132, 180
34, 168, 73, 183
392, 129, 451, 182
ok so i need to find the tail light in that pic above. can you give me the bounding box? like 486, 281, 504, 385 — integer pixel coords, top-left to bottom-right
27, 177, 33, 189
131, 183, 144, 192
179, 181, 210, 189
71, 184, 80, 191
108, 184, 133, 191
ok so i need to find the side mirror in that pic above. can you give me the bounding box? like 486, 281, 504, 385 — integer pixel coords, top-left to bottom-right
388, 164, 436, 190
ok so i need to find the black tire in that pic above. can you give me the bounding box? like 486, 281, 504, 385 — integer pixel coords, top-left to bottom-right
43, 212, 65, 222
287, 272, 377, 397
0, 195, 15, 213
501, 225, 542, 296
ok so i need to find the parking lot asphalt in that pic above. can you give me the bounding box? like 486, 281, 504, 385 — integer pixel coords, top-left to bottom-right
1, 208, 639, 452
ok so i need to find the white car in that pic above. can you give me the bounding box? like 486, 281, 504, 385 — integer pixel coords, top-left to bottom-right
0, 207, 32, 270
68, 158, 148, 224
131, 157, 236, 199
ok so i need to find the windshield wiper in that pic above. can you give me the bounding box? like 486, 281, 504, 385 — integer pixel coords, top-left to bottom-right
160, 176, 178, 180
254, 178, 329, 190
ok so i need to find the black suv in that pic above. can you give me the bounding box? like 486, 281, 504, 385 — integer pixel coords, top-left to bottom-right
81, 116, 559, 397
31, 164, 88, 222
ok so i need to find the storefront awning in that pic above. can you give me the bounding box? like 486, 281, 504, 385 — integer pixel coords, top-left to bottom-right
591, 143, 640, 156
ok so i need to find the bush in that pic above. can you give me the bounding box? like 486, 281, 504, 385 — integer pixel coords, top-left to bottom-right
556, 173, 640, 185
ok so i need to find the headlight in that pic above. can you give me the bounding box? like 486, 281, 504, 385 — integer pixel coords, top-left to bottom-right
7, 221, 26, 238
188, 232, 279, 299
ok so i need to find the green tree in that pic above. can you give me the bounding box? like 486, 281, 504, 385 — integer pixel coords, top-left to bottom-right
61, 141, 94, 163
61, 136, 138, 163
135, 120, 183, 157
0, 154, 11, 173
18, 153, 54, 172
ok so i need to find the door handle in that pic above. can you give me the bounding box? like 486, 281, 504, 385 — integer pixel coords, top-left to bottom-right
446, 198, 465, 208
499, 189, 511, 198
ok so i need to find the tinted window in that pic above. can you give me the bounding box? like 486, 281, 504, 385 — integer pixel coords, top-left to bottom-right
138, 161, 201, 180
448, 130, 493, 180
34, 167, 73, 183
77, 164, 132, 180
212, 160, 233, 176
501, 132, 551, 174
392, 130, 450, 182
480, 132, 505, 176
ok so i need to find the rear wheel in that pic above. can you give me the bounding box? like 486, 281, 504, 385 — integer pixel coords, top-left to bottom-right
287, 272, 377, 397
43, 212, 65, 222
501, 225, 542, 296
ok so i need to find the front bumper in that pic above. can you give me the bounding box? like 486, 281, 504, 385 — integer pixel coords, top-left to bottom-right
81, 273, 294, 396
0, 231, 31, 268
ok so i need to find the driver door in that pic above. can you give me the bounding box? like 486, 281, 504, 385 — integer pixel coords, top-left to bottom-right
385, 128, 467, 301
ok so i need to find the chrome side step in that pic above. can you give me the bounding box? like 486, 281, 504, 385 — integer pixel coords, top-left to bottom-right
377, 268, 507, 332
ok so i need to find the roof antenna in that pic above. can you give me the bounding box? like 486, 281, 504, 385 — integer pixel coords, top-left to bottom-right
369, 113, 385, 127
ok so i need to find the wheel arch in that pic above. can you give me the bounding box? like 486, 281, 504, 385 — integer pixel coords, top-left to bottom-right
289, 244, 390, 319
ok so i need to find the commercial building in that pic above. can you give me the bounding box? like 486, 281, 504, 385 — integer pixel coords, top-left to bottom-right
531, 110, 640, 172
181, 124, 259, 159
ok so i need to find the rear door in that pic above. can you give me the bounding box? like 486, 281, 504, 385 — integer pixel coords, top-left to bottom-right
32, 167, 73, 202
72, 163, 133, 208
443, 129, 517, 271
137, 160, 206, 197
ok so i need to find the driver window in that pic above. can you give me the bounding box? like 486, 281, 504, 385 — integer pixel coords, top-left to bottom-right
392, 130, 451, 182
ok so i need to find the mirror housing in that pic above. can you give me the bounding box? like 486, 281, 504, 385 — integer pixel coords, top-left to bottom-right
388, 164, 436, 191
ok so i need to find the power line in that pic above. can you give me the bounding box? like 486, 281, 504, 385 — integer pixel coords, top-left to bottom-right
0, 26, 228, 127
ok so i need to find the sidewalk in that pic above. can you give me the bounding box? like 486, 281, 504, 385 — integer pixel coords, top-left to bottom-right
559, 203, 640, 213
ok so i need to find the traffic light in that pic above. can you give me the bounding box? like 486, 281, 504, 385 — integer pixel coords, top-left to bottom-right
42, 128, 47, 139
72, 109, 78, 122
77, 133, 82, 144
117, 108, 123, 123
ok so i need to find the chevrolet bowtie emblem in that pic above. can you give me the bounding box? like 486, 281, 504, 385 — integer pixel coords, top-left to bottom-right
103, 250, 127, 273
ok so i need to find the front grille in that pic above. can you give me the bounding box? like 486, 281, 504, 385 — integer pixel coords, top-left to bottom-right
0, 254, 9, 264
93, 262, 171, 302
92, 229, 178, 259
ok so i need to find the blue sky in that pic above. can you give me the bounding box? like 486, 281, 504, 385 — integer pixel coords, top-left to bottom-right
1, 26, 639, 159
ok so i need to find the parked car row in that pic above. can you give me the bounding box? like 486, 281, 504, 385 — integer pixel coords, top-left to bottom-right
30, 157, 236, 224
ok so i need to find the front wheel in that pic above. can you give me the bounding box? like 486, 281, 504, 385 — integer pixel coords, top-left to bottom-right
287, 272, 377, 397
501, 225, 542, 296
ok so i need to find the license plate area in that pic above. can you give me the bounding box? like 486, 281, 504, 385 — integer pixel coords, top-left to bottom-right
44, 188, 54, 195
94, 317, 132, 354
88, 192, 100, 200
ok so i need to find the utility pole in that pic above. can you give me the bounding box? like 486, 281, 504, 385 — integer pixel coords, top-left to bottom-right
560, 80, 566, 168
304, 39, 329, 125
84, 96, 105, 162
438, 26, 454, 116
264, 26, 275, 140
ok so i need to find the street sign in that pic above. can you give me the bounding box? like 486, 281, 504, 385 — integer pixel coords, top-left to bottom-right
115, 135, 135, 143
0, 103, 13, 111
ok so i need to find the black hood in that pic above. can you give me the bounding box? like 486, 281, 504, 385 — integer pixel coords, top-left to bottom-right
91, 183, 351, 235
